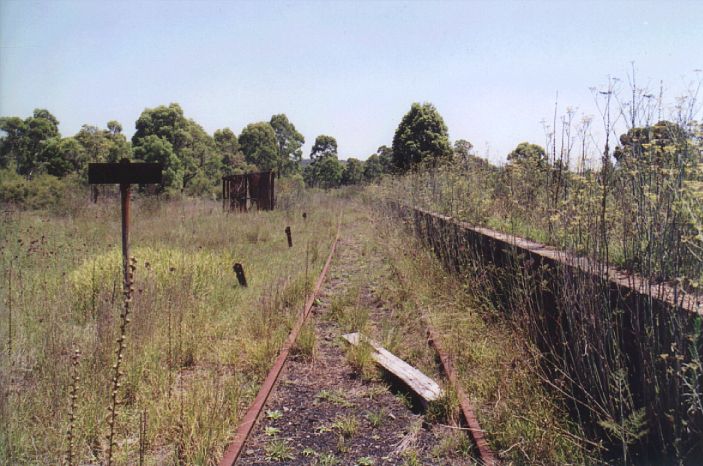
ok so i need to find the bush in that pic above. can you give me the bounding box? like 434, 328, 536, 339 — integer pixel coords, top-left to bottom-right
276, 174, 305, 209
0, 169, 85, 213
184, 172, 218, 199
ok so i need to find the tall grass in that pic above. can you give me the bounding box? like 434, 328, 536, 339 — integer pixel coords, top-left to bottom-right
373, 79, 703, 463
0, 185, 339, 464
367, 200, 588, 464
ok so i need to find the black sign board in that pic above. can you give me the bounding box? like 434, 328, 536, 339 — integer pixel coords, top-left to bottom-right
88, 162, 162, 185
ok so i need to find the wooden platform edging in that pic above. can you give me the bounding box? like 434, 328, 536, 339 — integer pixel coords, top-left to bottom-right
341, 332, 443, 404
395, 203, 701, 316
388, 201, 703, 460
218, 219, 341, 466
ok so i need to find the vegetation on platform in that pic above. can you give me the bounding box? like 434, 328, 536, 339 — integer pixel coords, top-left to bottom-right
372, 76, 703, 463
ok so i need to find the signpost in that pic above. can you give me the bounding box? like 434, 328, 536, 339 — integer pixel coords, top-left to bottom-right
88, 159, 162, 288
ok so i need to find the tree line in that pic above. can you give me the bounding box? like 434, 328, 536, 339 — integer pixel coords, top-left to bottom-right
1, 103, 432, 198
0, 100, 510, 215
5, 99, 692, 201
0, 104, 308, 196
0, 101, 478, 197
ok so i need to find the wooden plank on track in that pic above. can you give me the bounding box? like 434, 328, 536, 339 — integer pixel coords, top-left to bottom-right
342, 332, 443, 403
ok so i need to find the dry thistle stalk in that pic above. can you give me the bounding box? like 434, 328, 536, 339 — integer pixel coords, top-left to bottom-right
7, 264, 12, 361
138, 409, 147, 466
66, 347, 81, 466
105, 256, 136, 466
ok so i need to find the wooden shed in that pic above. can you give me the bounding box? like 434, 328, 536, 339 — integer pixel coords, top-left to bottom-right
222, 171, 275, 211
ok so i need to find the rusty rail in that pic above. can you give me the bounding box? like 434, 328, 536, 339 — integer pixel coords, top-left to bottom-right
423, 319, 498, 465
378, 209, 497, 464
391, 265, 498, 465
218, 219, 341, 466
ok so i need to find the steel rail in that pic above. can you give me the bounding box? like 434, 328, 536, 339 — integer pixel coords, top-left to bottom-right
384, 221, 498, 465
423, 318, 498, 465
218, 219, 341, 466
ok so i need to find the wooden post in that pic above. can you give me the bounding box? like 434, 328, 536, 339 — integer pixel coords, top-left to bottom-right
88, 159, 162, 291
285, 226, 292, 248
120, 182, 130, 287
233, 263, 247, 287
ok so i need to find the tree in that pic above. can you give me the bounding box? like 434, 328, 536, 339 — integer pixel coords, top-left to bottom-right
214, 128, 239, 155
214, 128, 245, 175
0, 109, 67, 176
133, 103, 220, 191
341, 158, 364, 185
375, 145, 394, 174
507, 142, 547, 166
302, 163, 315, 187
75, 125, 111, 163
270, 114, 304, 175
132, 104, 189, 190
72, 121, 131, 167
133, 135, 182, 191
1, 112, 131, 179
505, 142, 547, 211
304, 155, 343, 188
614, 120, 688, 167
392, 103, 451, 172
363, 154, 383, 181
133, 103, 190, 152
105, 123, 131, 162
0, 109, 61, 176
315, 156, 344, 188
0, 116, 27, 170
304, 134, 343, 188
41, 137, 86, 177
107, 120, 123, 135
310, 135, 338, 160
239, 122, 279, 171
453, 139, 474, 160
32, 109, 59, 128
182, 119, 220, 191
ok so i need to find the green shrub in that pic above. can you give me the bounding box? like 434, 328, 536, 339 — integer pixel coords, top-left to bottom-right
0, 169, 85, 212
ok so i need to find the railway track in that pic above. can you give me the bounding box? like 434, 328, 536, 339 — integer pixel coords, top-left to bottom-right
219, 218, 341, 465
219, 210, 497, 465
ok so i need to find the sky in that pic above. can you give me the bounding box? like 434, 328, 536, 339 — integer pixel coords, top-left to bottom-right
1, 0, 702, 163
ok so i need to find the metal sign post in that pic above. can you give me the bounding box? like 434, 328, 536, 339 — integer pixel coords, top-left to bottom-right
88, 159, 162, 288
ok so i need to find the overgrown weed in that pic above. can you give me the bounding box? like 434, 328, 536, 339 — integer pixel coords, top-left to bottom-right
0, 193, 339, 463
345, 339, 377, 381
369, 204, 587, 464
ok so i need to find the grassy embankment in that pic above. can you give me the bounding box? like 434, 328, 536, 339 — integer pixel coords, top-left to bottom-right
0, 188, 338, 464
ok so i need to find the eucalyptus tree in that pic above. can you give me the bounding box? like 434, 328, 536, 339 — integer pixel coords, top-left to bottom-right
304, 134, 343, 188
214, 128, 245, 175
392, 103, 451, 172
0, 109, 61, 176
341, 158, 364, 185
309, 135, 338, 160
238, 122, 279, 171
132, 103, 219, 192
270, 114, 304, 175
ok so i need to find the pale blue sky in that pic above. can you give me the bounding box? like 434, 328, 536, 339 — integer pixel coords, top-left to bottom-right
1, 0, 702, 162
